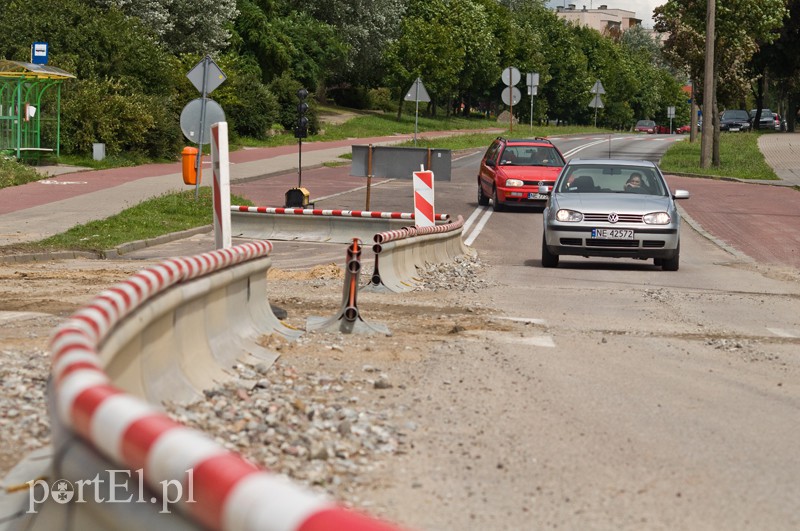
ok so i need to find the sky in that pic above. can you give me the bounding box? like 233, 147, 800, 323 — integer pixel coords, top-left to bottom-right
545, 1, 665, 29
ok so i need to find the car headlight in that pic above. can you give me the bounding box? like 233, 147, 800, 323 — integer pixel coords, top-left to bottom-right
556, 209, 583, 222
643, 211, 671, 224
505, 178, 524, 187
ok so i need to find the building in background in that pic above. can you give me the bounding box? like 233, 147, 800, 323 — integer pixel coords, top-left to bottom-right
555, 4, 641, 33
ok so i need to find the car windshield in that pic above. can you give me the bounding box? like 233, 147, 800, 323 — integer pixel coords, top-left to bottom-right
557, 165, 667, 196
722, 110, 749, 121
636, 120, 655, 127
499, 146, 563, 167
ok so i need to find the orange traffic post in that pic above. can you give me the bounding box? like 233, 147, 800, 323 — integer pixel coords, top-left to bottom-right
181, 146, 199, 185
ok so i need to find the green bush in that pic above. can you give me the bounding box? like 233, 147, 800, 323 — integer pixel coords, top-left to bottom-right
0, 157, 43, 189
367, 88, 396, 112
214, 55, 280, 140
61, 78, 182, 158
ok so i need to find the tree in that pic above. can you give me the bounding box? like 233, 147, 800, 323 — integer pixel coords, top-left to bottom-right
91, 0, 239, 54
655, 0, 787, 166
303, 0, 406, 88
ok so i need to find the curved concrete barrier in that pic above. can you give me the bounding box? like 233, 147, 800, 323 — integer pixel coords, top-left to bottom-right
231, 205, 449, 244
368, 216, 475, 292
16, 241, 405, 531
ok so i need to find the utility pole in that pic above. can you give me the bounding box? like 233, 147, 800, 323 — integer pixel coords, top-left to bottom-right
700, 0, 715, 168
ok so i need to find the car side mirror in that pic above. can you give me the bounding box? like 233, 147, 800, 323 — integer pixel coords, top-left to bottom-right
673, 189, 690, 200
538, 185, 552, 195
485, 159, 496, 167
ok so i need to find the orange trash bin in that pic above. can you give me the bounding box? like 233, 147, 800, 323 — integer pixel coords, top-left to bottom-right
181, 146, 199, 185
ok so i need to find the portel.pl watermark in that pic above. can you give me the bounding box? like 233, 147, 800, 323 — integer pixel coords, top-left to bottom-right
27, 469, 195, 514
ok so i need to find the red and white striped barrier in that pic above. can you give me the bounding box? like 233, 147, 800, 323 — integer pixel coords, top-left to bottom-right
48, 241, 406, 531
233, 205, 449, 221
231, 206, 449, 245
412, 169, 435, 228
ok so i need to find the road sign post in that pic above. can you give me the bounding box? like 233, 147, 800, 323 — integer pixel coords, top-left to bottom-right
667, 106, 676, 134
526, 72, 539, 131
404, 78, 431, 147
589, 80, 605, 128
501, 67, 521, 133
183, 55, 227, 199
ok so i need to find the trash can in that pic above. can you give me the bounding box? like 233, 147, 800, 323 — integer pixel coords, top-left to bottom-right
92, 143, 106, 161
181, 146, 199, 185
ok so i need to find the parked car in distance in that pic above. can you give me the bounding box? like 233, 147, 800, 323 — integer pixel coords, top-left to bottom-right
540, 159, 690, 271
773, 113, 783, 131
634, 120, 657, 134
719, 109, 752, 132
478, 137, 566, 211
676, 124, 691, 134
655, 125, 671, 134
749, 109, 776, 130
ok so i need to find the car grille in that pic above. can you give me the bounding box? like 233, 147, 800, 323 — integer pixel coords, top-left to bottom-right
522, 180, 552, 186
583, 213, 644, 223
585, 239, 639, 248
558, 238, 667, 248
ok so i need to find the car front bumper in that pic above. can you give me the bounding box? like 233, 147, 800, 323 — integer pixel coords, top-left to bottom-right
544, 223, 680, 259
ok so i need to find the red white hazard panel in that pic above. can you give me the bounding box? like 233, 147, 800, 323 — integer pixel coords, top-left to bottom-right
412, 169, 435, 228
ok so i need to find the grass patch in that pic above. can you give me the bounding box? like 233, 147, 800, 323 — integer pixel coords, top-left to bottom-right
12, 188, 252, 254
660, 132, 777, 180
0, 157, 44, 188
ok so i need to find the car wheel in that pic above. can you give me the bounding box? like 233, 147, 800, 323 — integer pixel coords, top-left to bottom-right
492, 186, 504, 211
477, 178, 489, 206
541, 232, 559, 268
662, 244, 680, 271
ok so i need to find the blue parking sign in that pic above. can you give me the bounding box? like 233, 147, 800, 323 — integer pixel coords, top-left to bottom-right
31, 42, 48, 65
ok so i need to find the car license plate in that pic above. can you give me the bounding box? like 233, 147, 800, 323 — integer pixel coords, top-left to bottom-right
527, 193, 547, 200
591, 228, 634, 239
730, 127, 740, 132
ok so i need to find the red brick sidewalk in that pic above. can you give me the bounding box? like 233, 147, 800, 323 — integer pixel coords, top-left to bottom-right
667, 175, 800, 270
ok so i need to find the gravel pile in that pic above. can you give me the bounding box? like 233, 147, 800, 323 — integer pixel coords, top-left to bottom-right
414, 254, 490, 292
166, 360, 412, 507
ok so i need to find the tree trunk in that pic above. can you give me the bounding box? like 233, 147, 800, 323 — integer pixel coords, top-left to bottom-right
700, 0, 715, 168
396, 92, 404, 121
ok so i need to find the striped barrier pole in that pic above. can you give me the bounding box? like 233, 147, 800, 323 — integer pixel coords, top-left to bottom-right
212, 122, 231, 250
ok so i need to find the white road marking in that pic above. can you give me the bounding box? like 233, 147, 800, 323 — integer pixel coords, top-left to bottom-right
463, 206, 493, 246
767, 328, 799, 338
462, 330, 556, 347
493, 316, 547, 326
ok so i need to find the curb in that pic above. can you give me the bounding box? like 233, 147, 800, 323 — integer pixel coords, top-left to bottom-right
0, 225, 212, 264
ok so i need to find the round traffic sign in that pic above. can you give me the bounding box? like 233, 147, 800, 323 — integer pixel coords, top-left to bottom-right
501, 87, 522, 106
501, 66, 521, 86
180, 98, 226, 145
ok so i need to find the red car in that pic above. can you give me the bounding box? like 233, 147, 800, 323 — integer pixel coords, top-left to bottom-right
477, 137, 566, 211
676, 124, 691, 134
634, 119, 657, 134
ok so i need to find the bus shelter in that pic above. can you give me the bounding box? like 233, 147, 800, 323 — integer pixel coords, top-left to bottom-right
0, 59, 74, 161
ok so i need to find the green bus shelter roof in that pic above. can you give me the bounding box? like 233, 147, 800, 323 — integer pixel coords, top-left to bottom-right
0, 60, 75, 79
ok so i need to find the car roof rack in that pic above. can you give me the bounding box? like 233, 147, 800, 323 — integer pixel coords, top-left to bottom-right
505, 137, 554, 145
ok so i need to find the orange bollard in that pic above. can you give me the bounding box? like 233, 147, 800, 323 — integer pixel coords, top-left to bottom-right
181, 146, 199, 185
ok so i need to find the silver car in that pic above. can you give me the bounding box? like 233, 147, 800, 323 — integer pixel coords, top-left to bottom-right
541, 159, 690, 271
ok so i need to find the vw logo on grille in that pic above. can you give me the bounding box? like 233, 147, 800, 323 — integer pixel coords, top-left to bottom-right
607, 212, 619, 223
538, 180, 544, 186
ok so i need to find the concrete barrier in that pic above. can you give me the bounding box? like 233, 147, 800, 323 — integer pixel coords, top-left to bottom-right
367, 216, 475, 292
4, 241, 405, 531
231, 205, 449, 244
